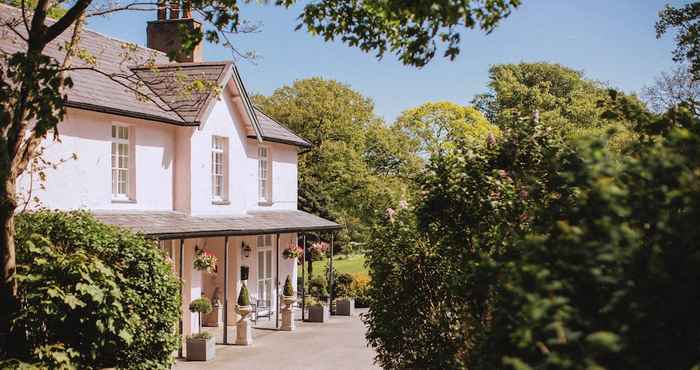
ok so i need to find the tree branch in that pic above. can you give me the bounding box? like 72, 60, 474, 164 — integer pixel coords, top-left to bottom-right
42, 0, 91, 45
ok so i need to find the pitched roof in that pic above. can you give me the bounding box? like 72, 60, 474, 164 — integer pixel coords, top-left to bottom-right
92, 210, 341, 239
254, 109, 312, 147
0, 4, 310, 146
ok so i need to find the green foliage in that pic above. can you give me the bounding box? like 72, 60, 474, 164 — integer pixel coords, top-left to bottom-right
308, 275, 328, 298
2, 0, 67, 18
290, 0, 521, 66
657, 3, 700, 78
237, 284, 250, 306
283, 275, 294, 297
189, 297, 213, 315
394, 101, 499, 158
472, 63, 640, 151
10, 211, 180, 369
365, 101, 700, 369
333, 272, 354, 298
254, 78, 418, 250
188, 332, 213, 341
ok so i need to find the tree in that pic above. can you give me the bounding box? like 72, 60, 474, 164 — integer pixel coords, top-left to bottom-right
657, 3, 700, 79
0, 0, 522, 345
642, 65, 700, 115
393, 101, 497, 158
472, 62, 640, 151
254, 78, 417, 249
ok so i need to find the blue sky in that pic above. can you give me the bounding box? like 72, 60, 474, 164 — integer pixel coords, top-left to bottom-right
88, 0, 686, 122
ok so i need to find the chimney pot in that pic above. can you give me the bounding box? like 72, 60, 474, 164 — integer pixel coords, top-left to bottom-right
169, 0, 180, 19
157, 0, 166, 20
182, 0, 192, 18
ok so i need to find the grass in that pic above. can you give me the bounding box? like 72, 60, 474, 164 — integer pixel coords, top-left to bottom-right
309, 253, 368, 276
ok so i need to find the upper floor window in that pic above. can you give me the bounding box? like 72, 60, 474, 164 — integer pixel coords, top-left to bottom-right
212, 136, 228, 202
111, 124, 132, 200
258, 145, 271, 203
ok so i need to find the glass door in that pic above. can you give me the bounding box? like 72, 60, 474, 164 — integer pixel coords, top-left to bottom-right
257, 235, 274, 304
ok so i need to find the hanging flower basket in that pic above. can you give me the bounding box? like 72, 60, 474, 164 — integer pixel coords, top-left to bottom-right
193, 249, 218, 273
310, 242, 329, 260
282, 244, 303, 260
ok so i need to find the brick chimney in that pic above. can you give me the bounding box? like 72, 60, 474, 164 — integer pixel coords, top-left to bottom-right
147, 0, 203, 62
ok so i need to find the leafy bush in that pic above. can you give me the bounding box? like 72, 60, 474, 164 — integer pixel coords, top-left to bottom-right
333, 272, 354, 298
189, 297, 213, 315
308, 274, 328, 297
365, 104, 700, 369
349, 273, 371, 308
187, 332, 212, 340
11, 210, 180, 369
237, 284, 251, 306
283, 275, 294, 297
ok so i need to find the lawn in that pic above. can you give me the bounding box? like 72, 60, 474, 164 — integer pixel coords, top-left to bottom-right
309, 253, 368, 276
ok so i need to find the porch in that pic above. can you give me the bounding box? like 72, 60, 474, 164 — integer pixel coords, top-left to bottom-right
93, 209, 342, 356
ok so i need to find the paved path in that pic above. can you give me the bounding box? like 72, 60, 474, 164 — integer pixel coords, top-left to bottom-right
174, 309, 380, 370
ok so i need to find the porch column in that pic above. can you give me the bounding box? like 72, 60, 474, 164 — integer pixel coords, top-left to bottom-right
301, 233, 306, 321
178, 238, 185, 358
329, 233, 334, 314
223, 236, 229, 344
275, 233, 280, 329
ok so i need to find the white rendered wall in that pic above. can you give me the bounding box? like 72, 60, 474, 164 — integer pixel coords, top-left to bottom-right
18, 108, 175, 211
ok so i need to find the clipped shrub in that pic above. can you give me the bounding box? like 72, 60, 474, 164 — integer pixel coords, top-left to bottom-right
189, 297, 213, 315
350, 273, 371, 308
237, 284, 251, 306
12, 210, 180, 369
283, 275, 294, 297
188, 332, 213, 341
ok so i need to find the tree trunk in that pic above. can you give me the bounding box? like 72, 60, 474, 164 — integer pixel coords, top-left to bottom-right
0, 176, 18, 356
307, 255, 313, 277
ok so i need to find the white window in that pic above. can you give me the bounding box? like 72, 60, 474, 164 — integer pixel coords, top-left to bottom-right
211, 136, 227, 202
111, 125, 131, 199
257, 235, 274, 304
258, 145, 271, 202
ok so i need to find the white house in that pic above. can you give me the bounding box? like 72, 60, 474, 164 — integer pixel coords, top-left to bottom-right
0, 2, 339, 349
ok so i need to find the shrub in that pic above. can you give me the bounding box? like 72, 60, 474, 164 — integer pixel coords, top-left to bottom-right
12, 210, 180, 369
237, 284, 251, 306
187, 332, 212, 341
283, 275, 294, 297
350, 273, 371, 308
308, 275, 327, 297
333, 272, 354, 298
189, 297, 213, 315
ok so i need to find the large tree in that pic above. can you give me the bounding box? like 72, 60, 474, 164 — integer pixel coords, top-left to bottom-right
0, 0, 520, 346
254, 78, 417, 250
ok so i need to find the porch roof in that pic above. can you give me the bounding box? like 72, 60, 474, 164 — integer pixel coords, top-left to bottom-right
92, 210, 341, 239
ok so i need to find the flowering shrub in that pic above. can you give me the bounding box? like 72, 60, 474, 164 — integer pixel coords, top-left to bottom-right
282, 244, 303, 259
193, 249, 217, 273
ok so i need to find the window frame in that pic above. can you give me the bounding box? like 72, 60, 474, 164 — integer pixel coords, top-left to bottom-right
211, 135, 228, 203
110, 124, 133, 201
258, 145, 271, 203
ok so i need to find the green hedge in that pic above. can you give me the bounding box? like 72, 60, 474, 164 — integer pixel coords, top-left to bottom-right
11, 210, 180, 369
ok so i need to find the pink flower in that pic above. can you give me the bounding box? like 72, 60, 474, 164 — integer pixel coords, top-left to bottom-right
386, 208, 396, 222
398, 200, 409, 209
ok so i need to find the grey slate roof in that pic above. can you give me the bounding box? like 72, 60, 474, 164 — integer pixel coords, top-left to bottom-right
92, 210, 341, 239
254, 109, 312, 147
0, 4, 310, 146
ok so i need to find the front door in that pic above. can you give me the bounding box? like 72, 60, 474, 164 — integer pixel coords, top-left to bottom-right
257, 235, 274, 304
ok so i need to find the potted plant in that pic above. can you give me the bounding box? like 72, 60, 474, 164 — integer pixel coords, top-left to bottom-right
306, 297, 330, 323
281, 275, 296, 331
187, 297, 215, 361
235, 284, 253, 345
318, 286, 331, 306
282, 244, 303, 260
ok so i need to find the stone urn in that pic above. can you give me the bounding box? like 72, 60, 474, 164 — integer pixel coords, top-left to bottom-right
203, 300, 223, 327
186, 334, 215, 361
235, 305, 253, 345
281, 295, 296, 331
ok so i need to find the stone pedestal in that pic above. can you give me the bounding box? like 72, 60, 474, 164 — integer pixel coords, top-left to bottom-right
235, 306, 253, 345
281, 296, 296, 331
203, 303, 223, 327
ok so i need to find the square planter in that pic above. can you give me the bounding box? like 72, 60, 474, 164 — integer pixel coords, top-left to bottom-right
335, 298, 355, 316
307, 304, 330, 322
186, 336, 215, 361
